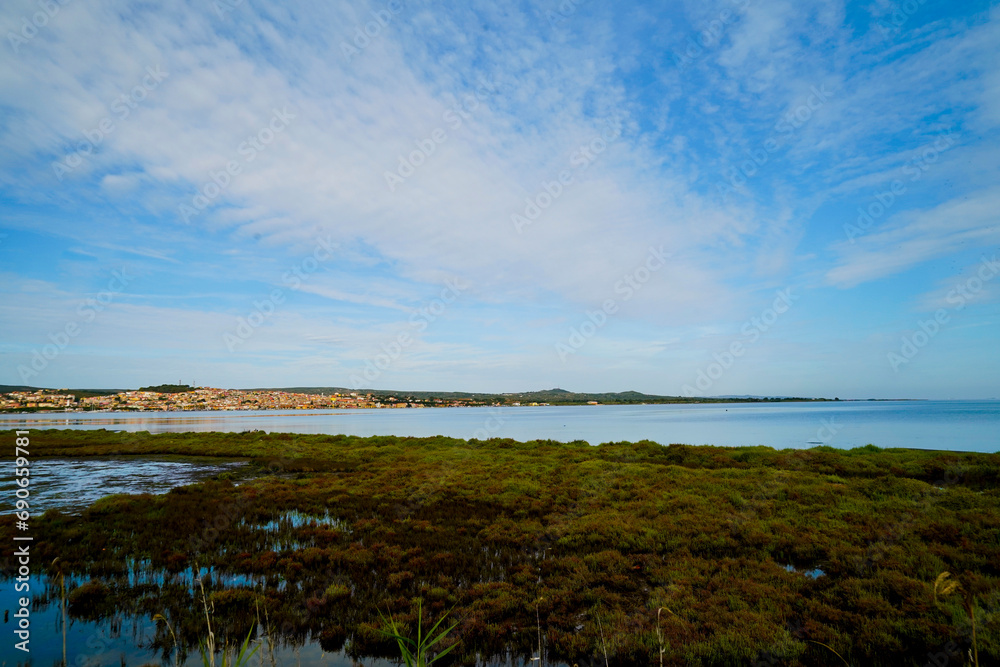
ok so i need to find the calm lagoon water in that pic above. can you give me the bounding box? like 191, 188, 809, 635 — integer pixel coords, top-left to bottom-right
0, 573, 395, 667
3, 399, 999, 452
0, 457, 247, 513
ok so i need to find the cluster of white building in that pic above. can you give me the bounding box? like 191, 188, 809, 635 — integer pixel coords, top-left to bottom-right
0, 387, 423, 412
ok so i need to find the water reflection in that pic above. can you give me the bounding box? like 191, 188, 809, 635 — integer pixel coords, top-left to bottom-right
0, 458, 246, 513
0, 568, 546, 667
782, 563, 825, 579
0, 573, 397, 667
239, 510, 352, 552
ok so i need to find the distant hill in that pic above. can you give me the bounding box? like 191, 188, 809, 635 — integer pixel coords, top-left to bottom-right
138, 384, 196, 394
0, 385, 123, 398
258, 387, 826, 405
0, 385, 36, 393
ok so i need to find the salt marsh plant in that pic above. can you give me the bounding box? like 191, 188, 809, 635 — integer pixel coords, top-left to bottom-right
533, 596, 544, 666
807, 640, 851, 666
654, 607, 674, 667
197, 577, 259, 667
595, 613, 609, 667
254, 589, 277, 667
151, 613, 180, 667
52, 558, 67, 667
378, 599, 459, 667
935, 572, 980, 667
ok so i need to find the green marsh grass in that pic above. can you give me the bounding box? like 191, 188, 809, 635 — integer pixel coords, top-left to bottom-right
151, 613, 180, 667
197, 577, 259, 667
5, 429, 1000, 665
377, 599, 459, 667
935, 571, 981, 667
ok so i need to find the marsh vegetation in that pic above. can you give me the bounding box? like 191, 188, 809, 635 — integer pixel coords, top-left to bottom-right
2, 429, 998, 665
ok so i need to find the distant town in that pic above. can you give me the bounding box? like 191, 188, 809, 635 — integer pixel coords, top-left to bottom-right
0, 386, 497, 412
0, 384, 839, 413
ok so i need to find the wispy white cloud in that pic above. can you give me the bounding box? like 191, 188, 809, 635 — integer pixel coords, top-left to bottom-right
827, 187, 1000, 287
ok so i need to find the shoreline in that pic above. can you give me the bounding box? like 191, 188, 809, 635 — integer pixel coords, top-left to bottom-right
0, 396, 941, 415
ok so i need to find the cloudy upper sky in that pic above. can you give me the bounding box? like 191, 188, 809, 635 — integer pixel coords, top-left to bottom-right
1, 0, 998, 398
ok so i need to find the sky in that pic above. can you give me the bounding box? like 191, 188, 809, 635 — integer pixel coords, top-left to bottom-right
0, 0, 998, 399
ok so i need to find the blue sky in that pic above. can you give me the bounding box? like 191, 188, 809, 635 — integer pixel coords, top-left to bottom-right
0, 0, 998, 398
